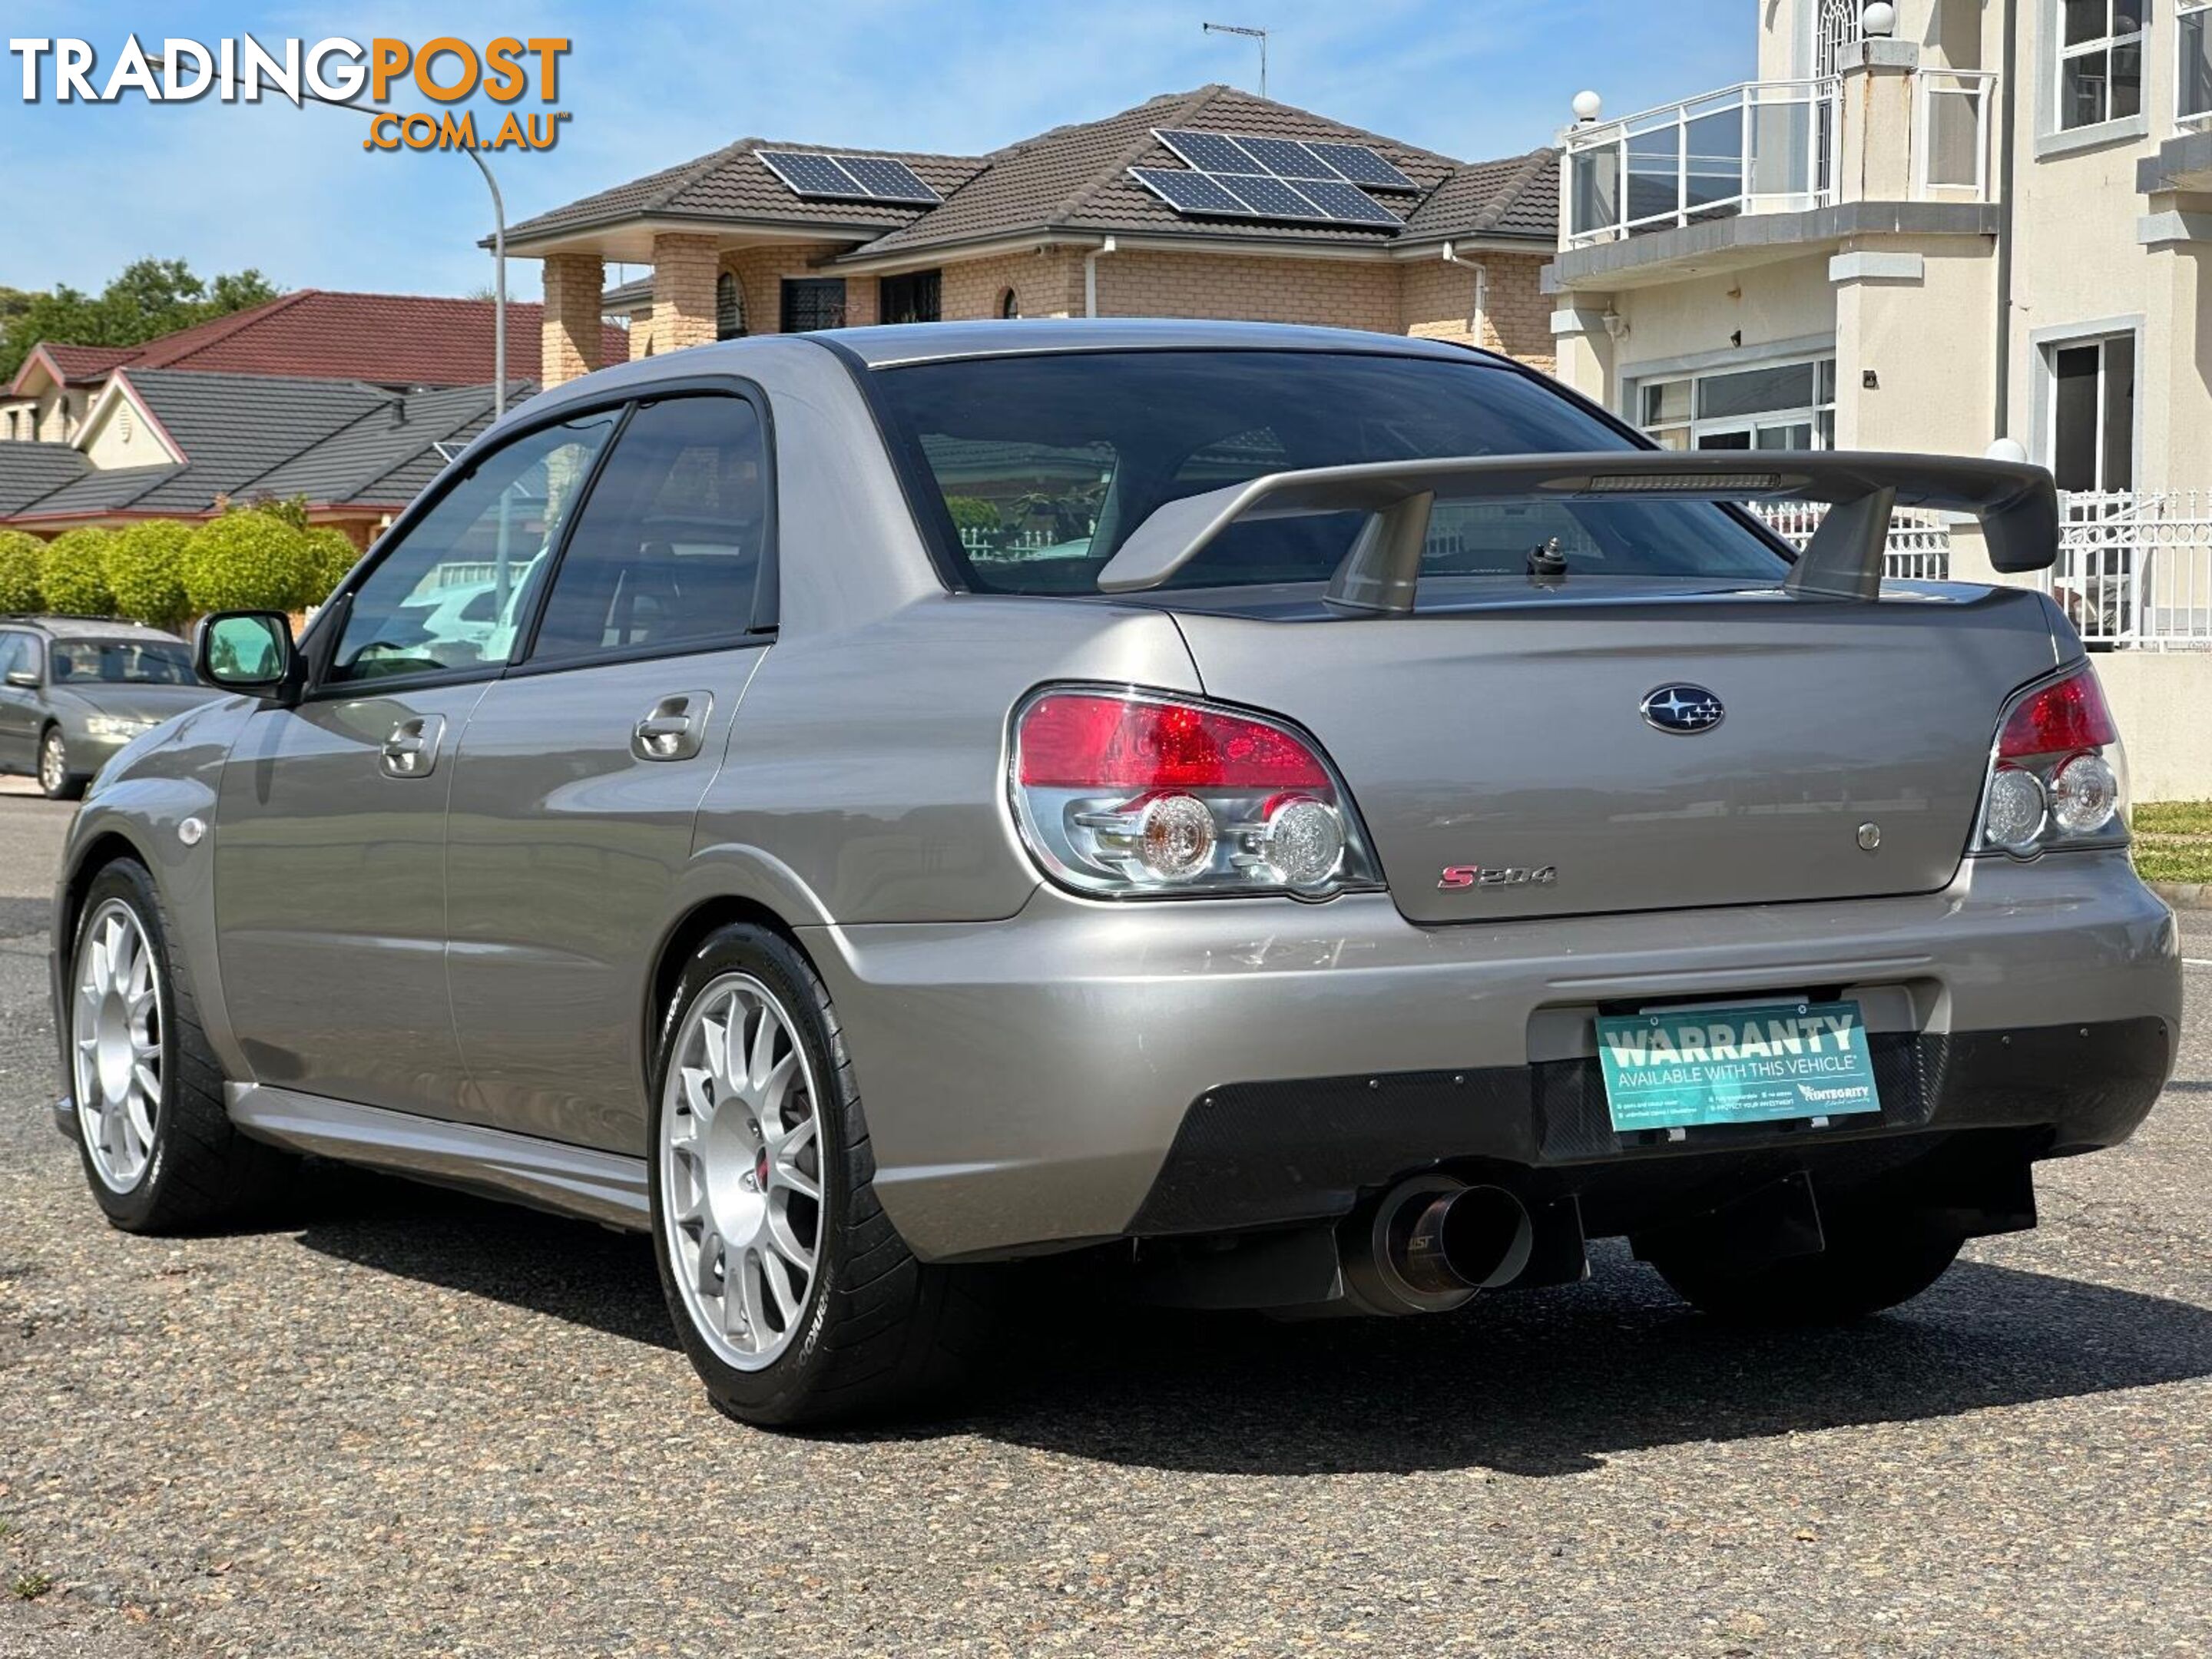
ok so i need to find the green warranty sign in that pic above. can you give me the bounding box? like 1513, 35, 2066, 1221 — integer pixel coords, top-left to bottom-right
1596, 998, 1883, 1133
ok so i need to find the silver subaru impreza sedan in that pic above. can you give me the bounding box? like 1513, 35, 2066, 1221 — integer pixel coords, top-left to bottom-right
50, 321, 2181, 1425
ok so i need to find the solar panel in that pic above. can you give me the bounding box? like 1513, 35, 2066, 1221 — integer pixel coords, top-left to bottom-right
1214, 174, 1326, 220
1286, 178, 1405, 226
757, 151, 942, 205
836, 155, 941, 204
1156, 128, 1264, 174
1233, 137, 1339, 180
758, 151, 864, 197
1130, 167, 1250, 215
1305, 141, 1419, 191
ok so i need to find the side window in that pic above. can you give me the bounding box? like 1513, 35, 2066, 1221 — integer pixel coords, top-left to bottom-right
0, 632, 31, 682
526, 396, 769, 664
326, 411, 620, 684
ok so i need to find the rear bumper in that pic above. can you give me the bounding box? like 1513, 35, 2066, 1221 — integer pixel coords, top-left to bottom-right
805, 850, 2181, 1260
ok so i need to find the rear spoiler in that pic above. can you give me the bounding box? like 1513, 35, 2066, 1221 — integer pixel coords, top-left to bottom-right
1093, 450, 2058, 611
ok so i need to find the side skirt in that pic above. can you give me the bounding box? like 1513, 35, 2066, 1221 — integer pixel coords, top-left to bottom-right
227, 1084, 650, 1231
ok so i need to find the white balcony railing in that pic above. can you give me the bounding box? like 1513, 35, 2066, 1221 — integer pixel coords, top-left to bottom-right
1565, 78, 1839, 248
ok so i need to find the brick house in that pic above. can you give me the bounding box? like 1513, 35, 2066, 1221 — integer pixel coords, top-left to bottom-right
504, 84, 1560, 389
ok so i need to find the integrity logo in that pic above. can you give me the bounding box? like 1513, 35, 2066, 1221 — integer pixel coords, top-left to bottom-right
8, 35, 573, 151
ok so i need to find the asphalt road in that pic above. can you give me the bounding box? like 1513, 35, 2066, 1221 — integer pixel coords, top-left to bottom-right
3, 775, 2209, 1657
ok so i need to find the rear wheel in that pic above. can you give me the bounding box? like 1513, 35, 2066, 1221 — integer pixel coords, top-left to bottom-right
1650, 1214, 1964, 1325
38, 727, 81, 800
648, 923, 993, 1426
67, 859, 292, 1231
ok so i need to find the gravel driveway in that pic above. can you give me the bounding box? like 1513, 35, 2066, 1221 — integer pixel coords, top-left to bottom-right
4, 777, 2209, 1657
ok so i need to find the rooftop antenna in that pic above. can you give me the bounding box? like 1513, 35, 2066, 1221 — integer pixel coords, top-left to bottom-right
1202, 22, 1270, 99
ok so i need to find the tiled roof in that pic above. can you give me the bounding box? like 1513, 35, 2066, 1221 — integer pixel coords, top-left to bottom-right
505, 141, 990, 244
1399, 147, 1561, 243
10, 292, 624, 395
243, 382, 512, 505
2, 370, 531, 522
0, 442, 91, 512
38, 344, 137, 379
507, 88, 1560, 266
602, 276, 655, 313
12, 463, 185, 518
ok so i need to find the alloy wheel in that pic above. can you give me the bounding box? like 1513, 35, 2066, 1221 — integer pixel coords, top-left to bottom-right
71, 898, 164, 1191
39, 730, 66, 796
659, 972, 827, 1370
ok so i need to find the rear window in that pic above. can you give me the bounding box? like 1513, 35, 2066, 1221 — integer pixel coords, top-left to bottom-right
870, 350, 1790, 595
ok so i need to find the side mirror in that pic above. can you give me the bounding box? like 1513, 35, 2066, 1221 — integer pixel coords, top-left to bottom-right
3, 669, 35, 690
194, 611, 299, 702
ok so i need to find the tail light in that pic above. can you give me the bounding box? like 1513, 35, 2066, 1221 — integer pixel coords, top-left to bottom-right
1972, 664, 2128, 857
1010, 687, 1382, 899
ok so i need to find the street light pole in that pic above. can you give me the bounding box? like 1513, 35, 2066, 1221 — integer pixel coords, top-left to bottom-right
1202, 22, 1270, 99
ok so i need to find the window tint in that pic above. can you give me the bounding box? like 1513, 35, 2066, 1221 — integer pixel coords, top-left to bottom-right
527, 396, 768, 664
874, 351, 1789, 597
327, 412, 618, 684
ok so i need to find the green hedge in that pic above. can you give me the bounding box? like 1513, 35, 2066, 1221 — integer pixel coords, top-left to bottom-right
103, 520, 196, 631
300, 526, 359, 607
0, 529, 42, 613
183, 512, 317, 614
38, 528, 115, 617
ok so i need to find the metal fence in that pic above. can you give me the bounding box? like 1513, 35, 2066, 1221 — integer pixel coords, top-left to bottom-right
2041, 490, 2212, 651
1746, 502, 1953, 581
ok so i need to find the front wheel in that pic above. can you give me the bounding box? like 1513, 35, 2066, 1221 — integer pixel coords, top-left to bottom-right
1648, 1214, 1964, 1326
38, 727, 81, 800
67, 859, 292, 1230
648, 923, 994, 1426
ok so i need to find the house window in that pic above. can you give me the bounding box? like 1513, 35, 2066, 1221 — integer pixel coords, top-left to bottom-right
1637, 356, 1836, 451
2048, 333, 2134, 491
2057, 0, 2147, 131
715, 271, 744, 340
779, 277, 847, 333
998, 287, 1021, 320
2182, 0, 2212, 122
879, 269, 942, 325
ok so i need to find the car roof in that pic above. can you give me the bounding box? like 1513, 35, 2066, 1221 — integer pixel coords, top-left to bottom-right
0, 615, 187, 642
807, 317, 1512, 370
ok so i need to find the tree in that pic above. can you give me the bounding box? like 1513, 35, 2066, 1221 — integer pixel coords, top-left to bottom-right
103, 520, 196, 631
182, 513, 316, 614
0, 260, 283, 385
37, 528, 116, 617
0, 529, 43, 612
301, 527, 361, 605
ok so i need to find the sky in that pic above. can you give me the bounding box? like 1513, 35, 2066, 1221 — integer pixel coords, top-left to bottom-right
0, 1, 1755, 304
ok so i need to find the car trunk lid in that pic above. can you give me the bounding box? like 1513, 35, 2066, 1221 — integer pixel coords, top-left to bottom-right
1166, 583, 2060, 924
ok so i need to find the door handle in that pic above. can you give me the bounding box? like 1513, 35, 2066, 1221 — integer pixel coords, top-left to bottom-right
631, 691, 714, 762
380, 714, 446, 780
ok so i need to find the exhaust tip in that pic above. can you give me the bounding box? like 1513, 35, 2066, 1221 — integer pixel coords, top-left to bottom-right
1341, 1177, 1536, 1316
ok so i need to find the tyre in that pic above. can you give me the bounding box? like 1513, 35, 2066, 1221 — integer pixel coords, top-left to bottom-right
38, 726, 83, 800
1649, 1212, 1964, 1326
648, 922, 993, 1426
65, 858, 293, 1231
